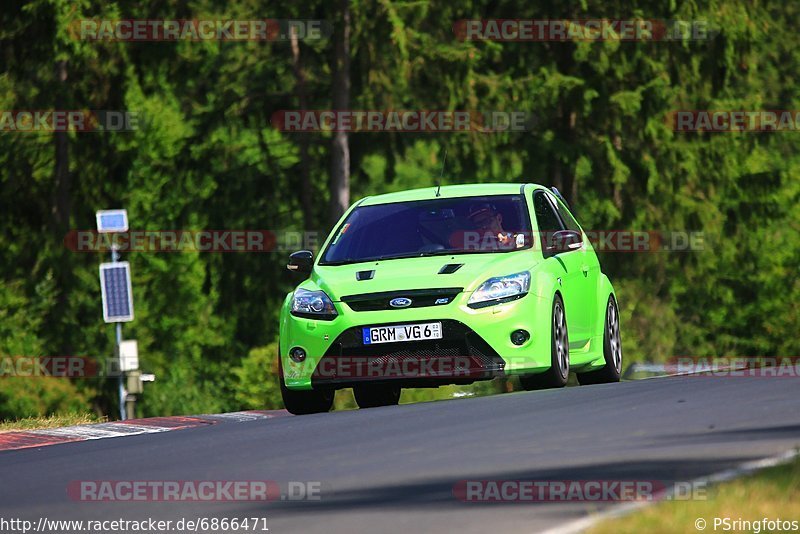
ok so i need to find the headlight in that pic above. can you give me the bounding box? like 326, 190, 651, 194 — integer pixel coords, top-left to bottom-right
468, 271, 531, 308
291, 288, 338, 320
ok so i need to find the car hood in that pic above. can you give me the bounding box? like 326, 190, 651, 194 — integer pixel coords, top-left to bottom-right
311, 252, 537, 301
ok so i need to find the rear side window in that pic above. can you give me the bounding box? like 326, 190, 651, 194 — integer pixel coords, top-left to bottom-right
551, 196, 582, 234
533, 191, 564, 233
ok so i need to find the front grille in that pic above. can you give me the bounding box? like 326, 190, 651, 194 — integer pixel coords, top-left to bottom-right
311, 320, 505, 388
341, 287, 462, 312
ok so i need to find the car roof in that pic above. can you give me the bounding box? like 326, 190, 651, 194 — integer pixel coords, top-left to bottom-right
358, 183, 548, 206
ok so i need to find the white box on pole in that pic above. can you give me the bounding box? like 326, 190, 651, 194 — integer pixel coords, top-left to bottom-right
117, 339, 139, 372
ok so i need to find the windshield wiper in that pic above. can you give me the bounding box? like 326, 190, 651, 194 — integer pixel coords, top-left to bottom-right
375, 250, 456, 261
323, 250, 461, 266
320, 258, 367, 266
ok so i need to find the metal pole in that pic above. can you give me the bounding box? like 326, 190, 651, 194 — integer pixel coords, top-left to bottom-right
126, 395, 136, 420
111, 245, 126, 421
116, 322, 125, 420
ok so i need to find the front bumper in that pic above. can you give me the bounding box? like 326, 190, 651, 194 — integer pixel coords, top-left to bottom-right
280, 291, 555, 390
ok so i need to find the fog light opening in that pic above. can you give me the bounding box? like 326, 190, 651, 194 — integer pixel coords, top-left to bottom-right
510, 330, 530, 346
290, 347, 307, 363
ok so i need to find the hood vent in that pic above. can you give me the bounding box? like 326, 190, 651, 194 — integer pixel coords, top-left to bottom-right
356, 270, 375, 281
438, 263, 464, 274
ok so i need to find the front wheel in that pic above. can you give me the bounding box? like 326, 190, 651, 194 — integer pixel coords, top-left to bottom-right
353, 384, 401, 408
577, 295, 622, 385
519, 294, 570, 391
279, 356, 334, 415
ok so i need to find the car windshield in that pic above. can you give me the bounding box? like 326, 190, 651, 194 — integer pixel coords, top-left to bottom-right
321, 194, 532, 265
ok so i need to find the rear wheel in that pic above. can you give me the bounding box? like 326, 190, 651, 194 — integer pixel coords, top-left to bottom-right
577, 295, 622, 385
353, 384, 401, 409
279, 355, 333, 415
519, 294, 570, 390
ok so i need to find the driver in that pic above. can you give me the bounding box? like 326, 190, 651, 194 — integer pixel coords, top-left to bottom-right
468, 203, 514, 248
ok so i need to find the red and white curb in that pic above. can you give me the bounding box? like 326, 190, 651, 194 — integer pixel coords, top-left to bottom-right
0, 410, 289, 452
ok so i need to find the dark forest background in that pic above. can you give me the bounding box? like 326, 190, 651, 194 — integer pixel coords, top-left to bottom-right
1, 0, 798, 418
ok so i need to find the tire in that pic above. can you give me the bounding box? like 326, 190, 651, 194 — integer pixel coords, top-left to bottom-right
278, 355, 334, 415
353, 384, 401, 409
577, 295, 622, 385
519, 293, 570, 390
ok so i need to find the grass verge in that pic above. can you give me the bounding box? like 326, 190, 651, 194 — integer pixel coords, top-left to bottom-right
0, 412, 106, 433
591, 452, 800, 534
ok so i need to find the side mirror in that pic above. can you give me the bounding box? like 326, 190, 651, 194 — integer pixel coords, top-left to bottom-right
287, 250, 314, 274
549, 230, 583, 254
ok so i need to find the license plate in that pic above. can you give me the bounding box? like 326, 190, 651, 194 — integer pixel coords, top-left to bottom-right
362, 322, 443, 345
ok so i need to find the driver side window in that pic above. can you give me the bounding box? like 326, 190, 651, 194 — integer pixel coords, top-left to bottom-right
533, 191, 564, 258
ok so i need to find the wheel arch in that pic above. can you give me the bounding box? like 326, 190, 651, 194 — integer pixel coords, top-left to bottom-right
595, 273, 617, 339
278, 292, 293, 363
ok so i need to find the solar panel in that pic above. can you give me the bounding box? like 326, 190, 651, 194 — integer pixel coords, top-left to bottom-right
96, 209, 128, 233
99, 262, 134, 322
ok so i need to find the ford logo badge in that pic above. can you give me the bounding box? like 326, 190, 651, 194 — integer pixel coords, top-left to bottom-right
389, 297, 412, 308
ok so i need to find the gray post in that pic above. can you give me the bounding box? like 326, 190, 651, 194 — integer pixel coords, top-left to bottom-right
116, 322, 125, 420
111, 245, 126, 421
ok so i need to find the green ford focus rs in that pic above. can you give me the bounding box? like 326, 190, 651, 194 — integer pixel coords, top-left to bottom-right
279, 183, 622, 414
